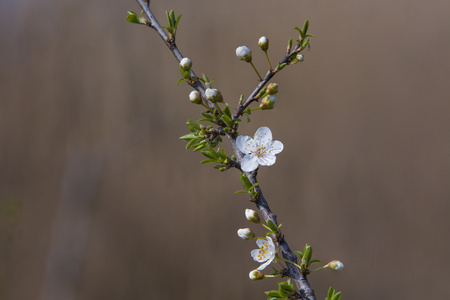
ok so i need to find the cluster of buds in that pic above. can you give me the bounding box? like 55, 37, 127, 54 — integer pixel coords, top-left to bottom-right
260, 83, 278, 110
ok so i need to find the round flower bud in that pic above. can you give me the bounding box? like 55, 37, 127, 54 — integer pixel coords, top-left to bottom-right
258, 36, 269, 51
205, 88, 223, 103
189, 90, 202, 104
266, 83, 279, 95
297, 54, 304, 62
327, 260, 344, 271
237, 228, 255, 240
249, 269, 265, 280
236, 46, 252, 62
260, 95, 276, 110
180, 57, 192, 71
245, 209, 260, 223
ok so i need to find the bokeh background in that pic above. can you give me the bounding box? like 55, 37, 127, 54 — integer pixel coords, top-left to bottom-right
1, 0, 450, 299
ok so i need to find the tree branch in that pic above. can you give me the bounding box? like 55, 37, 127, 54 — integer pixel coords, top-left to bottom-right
135, 1, 315, 298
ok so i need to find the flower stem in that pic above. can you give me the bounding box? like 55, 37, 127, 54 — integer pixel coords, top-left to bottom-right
311, 265, 328, 272
249, 61, 263, 81
276, 255, 303, 270
264, 50, 273, 70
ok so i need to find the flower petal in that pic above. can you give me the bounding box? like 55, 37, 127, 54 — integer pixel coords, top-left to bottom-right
241, 154, 259, 172
256, 256, 275, 271
253, 127, 272, 146
258, 154, 276, 166
268, 140, 284, 155
236, 135, 256, 154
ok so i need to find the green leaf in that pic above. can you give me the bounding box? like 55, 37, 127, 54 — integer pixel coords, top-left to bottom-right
223, 106, 232, 118
186, 137, 202, 150
302, 20, 309, 36
179, 133, 196, 141
332, 292, 342, 300
126, 11, 144, 24
327, 287, 335, 299
240, 173, 252, 190
310, 259, 322, 265
265, 290, 280, 297
234, 190, 250, 195
201, 112, 214, 120
277, 62, 287, 71
302, 244, 312, 266
266, 220, 278, 232
187, 120, 201, 130
220, 115, 233, 127
176, 78, 185, 86
200, 159, 217, 164
175, 14, 182, 28
295, 251, 304, 258
293, 26, 303, 37
169, 10, 175, 28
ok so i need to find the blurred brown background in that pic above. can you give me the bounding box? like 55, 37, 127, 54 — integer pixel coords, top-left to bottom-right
1, 0, 450, 299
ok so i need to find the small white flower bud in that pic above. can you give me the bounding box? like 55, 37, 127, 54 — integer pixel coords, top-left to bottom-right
189, 90, 202, 104
205, 88, 223, 103
297, 54, 304, 62
236, 46, 252, 62
266, 83, 279, 95
249, 269, 265, 280
260, 95, 276, 110
327, 260, 344, 271
258, 36, 269, 51
237, 228, 255, 240
245, 209, 260, 223
180, 57, 192, 71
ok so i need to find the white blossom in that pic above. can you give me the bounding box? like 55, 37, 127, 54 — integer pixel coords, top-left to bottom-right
258, 36, 269, 51
236, 127, 284, 172
249, 269, 265, 280
245, 209, 260, 223
180, 57, 192, 70
189, 90, 201, 104
237, 228, 255, 240
251, 237, 277, 271
236, 46, 252, 62
328, 260, 344, 271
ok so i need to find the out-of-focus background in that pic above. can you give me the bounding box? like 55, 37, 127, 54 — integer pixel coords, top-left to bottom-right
1, 0, 450, 299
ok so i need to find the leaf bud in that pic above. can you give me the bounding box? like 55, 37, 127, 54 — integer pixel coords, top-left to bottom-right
180, 57, 192, 71
236, 46, 252, 62
327, 260, 344, 271
260, 95, 276, 110
266, 83, 279, 95
205, 88, 223, 103
258, 36, 269, 51
189, 90, 202, 104
249, 269, 265, 280
237, 228, 255, 240
245, 209, 260, 223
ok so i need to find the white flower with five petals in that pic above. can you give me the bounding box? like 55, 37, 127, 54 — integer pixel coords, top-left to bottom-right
236, 127, 284, 172
251, 237, 277, 271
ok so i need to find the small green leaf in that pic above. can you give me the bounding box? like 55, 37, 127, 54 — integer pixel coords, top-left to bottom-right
240, 173, 252, 190
327, 287, 335, 299
265, 290, 280, 297
200, 159, 217, 164
266, 220, 278, 232
223, 106, 232, 118
234, 190, 250, 195
176, 78, 185, 86
277, 62, 287, 70
126, 11, 146, 25
187, 120, 201, 130
179, 133, 196, 141
332, 292, 342, 300
293, 26, 303, 37
310, 259, 322, 265
220, 115, 233, 127
302, 20, 309, 36
295, 251, 304, 258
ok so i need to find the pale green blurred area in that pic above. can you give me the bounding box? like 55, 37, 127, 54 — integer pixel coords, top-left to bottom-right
1, 0, 450, 299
